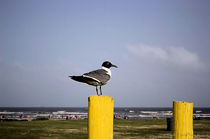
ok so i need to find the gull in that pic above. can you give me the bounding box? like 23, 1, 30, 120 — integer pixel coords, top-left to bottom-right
69, 61, 117, 95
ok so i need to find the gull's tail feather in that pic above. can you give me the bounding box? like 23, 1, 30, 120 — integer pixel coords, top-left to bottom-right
69, 76, 86, 83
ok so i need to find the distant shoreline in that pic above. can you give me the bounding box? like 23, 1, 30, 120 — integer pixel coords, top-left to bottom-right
1, 107, 210, 120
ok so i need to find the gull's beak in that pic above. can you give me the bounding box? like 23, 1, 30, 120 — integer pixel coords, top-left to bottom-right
111, 64, 118, 68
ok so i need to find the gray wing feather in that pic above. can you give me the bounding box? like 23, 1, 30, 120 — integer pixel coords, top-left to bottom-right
83, 69, 110, 84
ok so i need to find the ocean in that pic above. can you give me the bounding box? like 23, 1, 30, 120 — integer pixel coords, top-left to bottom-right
1, 107, 210, 119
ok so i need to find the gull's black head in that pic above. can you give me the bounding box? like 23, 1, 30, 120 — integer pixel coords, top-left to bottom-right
102, 61, 118, 68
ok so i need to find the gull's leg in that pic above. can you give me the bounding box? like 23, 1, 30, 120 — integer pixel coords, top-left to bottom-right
96, 86, 99, 95
100, 86, 102, 95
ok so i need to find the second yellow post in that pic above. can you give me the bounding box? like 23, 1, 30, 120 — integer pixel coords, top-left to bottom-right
173, 101, 193, 139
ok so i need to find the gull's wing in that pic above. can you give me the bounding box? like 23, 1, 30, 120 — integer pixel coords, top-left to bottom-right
83, 69, 110, 84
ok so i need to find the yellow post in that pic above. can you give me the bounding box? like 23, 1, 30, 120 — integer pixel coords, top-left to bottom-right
88, 95, 114, 139
173, 101, 193, 139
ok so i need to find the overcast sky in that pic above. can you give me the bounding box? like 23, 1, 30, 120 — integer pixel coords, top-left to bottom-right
0, 0, 210, 107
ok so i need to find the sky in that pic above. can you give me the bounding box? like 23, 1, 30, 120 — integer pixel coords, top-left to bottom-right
0, 0, 210, 107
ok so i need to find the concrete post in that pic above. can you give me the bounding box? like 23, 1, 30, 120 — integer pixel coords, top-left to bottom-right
88, 95, 114, 139
173, 101, 193, 139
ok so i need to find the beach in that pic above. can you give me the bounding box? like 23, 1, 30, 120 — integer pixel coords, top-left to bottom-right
1, 107, 210, 138
1, 107, 210, 120
0, 119, 210, 138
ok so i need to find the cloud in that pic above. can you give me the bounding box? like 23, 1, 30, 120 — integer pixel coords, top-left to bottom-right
13, 62, 37, 72
126, 44, 205, 71
0, 57, 3, 65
